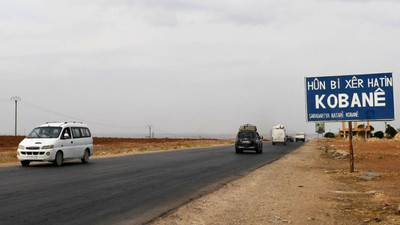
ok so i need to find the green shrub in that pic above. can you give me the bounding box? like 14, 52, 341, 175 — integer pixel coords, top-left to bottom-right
374, 131, 384, 139
369, 125, 375, 132
385, 124, 398, 139
324, 132, 335, 138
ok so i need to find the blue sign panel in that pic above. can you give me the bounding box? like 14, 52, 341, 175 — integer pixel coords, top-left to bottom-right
306, 73, 394, 122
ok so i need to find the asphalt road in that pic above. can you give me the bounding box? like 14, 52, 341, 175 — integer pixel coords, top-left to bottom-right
0, 142, 302, 225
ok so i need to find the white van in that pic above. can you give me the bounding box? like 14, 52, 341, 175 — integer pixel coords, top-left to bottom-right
17, 122, 93, 166
271, 124, 287, 145
295, 132, 306, 142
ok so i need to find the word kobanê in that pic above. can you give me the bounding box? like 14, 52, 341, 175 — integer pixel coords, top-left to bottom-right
315, 88, 386, 109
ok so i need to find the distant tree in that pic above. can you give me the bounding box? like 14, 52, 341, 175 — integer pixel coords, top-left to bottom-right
324, 132, 335, 138
357, 124, 374, 132
385, 124, 398, 138
369, 125, 375, 132
374, 131, 384, 139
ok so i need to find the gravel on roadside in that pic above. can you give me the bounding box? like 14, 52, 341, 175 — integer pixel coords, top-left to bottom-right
152, 143, 339, 225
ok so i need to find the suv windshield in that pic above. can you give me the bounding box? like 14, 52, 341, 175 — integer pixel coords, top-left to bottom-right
237, 132, 255, 139
27, 127, 62, 139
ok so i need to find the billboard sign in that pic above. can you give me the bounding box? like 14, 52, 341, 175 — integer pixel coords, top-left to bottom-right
306, 72, 394, 122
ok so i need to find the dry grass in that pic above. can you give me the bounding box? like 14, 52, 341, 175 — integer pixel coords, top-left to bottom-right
0, 136, 234, 163
93, 138, 234, 156
0, 152, 18, 163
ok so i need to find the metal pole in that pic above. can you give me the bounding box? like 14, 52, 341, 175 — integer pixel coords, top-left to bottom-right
10, 96, 21, 136
348, 121, 354, 173
384, 121, 387, 133
148, 125, 152, 138
15, 100, 17, 136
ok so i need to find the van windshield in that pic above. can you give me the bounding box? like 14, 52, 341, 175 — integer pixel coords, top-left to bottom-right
27, 127, 62, 139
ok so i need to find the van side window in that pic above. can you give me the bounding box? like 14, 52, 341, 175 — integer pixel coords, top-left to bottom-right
80, 128, 91, 137
72, 127, 82, 138
61, 128, 71, 139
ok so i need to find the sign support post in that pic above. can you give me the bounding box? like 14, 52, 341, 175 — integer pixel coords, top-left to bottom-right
348, 121, 354, 173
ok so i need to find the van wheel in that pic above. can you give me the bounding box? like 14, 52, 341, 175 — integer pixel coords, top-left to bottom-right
81, 149, 90, 163
54, 151, 63, 166
21, 161, 30, 167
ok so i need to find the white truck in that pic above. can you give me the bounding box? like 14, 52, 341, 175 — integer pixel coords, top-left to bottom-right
271, 124, 287, 145
295, 132, 306, 142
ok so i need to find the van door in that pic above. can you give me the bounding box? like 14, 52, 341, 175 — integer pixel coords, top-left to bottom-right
71, 127, 85, 158
59, 127, 74, 159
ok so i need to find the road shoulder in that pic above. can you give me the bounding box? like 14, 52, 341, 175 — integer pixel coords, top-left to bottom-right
151, 143, 337, 225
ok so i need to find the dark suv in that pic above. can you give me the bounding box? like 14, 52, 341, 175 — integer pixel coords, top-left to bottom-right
235, 130, 263, 154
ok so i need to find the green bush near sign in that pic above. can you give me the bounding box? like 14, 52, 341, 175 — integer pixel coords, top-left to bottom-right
374, 131, 384, 139
324, 132, 335, 138
385, 125, 398, 139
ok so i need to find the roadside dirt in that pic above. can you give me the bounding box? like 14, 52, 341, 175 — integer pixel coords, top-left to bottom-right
93, 137, 234, 155
0, 136, 234, 164
0, 136, 25, 163
152, 140, 400, 225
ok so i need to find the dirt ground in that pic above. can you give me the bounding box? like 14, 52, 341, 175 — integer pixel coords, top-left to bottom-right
0, 136, 234, 164
0, 136, 25, 163
152, 139, 400, 225
93, 137, 234, 155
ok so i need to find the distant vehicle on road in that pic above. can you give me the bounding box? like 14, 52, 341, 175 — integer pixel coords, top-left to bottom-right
295, 132, 306, 142
286, 135, 294, 142
235, 124, 263, 154
271, 124, 287, 145
17, 122, 93, 167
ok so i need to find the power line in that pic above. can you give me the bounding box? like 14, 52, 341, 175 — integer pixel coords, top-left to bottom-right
20, 100, 148, 130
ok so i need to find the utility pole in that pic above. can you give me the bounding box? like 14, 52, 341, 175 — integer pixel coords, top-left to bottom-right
10, 96, 21, 136
148, 125, 152, 138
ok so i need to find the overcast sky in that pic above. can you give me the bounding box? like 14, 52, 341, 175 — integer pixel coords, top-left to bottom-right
1, 0, 400, 137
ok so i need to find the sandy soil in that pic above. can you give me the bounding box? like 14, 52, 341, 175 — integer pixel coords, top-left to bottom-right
152, 140, 400, 225
93, 137, 234, 155
0, 136, 233, 164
